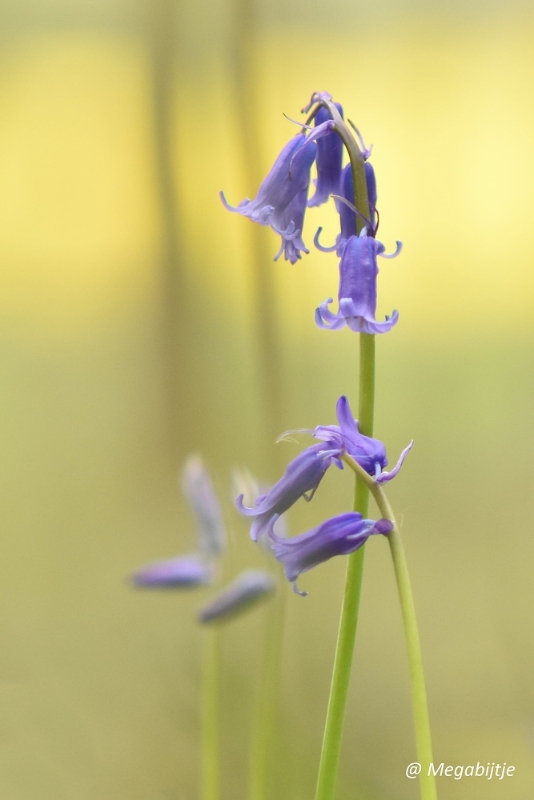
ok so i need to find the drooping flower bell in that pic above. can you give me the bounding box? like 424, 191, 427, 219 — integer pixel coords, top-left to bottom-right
220, 133, 317, 264
268, 512, 393, 595
198, 570, 275, 624
236, 442, 343, 541
313, 395, 413, 483
182, 454, 226, 557
315, 229, 401, 334
132, 554, 212, 588
308, 103, 344, 208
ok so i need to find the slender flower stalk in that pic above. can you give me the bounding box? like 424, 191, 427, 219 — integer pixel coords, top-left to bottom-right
312, 98, 375, 799
314, 334, 375, 800
202, 628, 221, 800
374, 489, 437, 800
249, 571, 286, 800
340, 453, 437, 800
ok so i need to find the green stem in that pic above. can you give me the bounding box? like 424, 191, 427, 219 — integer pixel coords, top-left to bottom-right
202, 628, 220, 800
314, 334, 375, 800
336, 456, 438, 800
372, 488, 437, 800
250, 577, 286, 800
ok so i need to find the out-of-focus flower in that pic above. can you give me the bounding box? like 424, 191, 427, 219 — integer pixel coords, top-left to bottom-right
236, 442, 343, 541
313, 395, 413, 483
132, 555, 212, 589
315, 230, 401, 334
133, 455, 224, 592
308, 104, 344, 208
198, 570, 275, 624
268, 513, 393, 595
182, 455, 226, 557
220, 134, 317, 262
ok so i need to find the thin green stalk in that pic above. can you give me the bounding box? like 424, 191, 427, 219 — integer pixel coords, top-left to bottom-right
372, 488, 437, 800
314, 334, 375, 800
250, 577, 286, 800
337, 454, 437, 800
202, 628, 220, 800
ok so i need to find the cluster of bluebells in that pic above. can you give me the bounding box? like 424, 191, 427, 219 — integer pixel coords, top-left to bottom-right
221, 90, 401, 335
222, 92, 412, 594
132, 455, 275, 623
237, 396, 412, 594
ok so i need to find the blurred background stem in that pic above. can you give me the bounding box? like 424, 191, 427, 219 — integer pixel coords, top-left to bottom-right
249, 576, 286, 800
149, 0, 184, 456
202, 628, 221, 800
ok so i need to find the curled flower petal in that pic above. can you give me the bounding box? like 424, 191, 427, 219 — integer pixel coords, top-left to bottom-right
182, 455, 226, 557
198, 570, 275, 624
132, 555, 212, 589
236, 442, 342, 541
268, 513, 392, 595
376, 440, 414, 483
313, 227, 337, 253
315, 231, 399, 335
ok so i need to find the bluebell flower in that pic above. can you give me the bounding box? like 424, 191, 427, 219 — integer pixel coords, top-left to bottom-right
132, 555, 212, 589
198, 570, 275, 624
313, 395, 413, 482
132, 455, 225, 592
236, 442, 343, 541
315, 229, 402, 334
308, 103, 344, 208
182, 455, 226, 557
314, 162, 378, 256
220, 134, 317, 263
268, 513, 393, 595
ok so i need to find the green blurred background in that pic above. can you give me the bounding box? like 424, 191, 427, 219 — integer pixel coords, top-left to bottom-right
0, 0, 534, 797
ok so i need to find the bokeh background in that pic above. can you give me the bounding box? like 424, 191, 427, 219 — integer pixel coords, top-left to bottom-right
0, 0, 534, 797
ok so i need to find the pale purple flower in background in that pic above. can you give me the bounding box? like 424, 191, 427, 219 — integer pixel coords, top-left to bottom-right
132, 555, 212, 589
132, 456, 224, 592
316, 230, 401, 334
236, 442, 343, 541
198, 570, 275, 624
268, 513, 393, 595
182, 454, 226, 557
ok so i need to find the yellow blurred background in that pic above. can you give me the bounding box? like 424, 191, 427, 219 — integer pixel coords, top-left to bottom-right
0, 0, 533, 797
